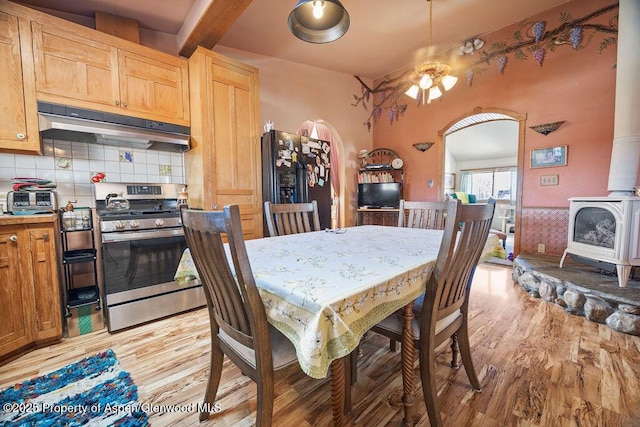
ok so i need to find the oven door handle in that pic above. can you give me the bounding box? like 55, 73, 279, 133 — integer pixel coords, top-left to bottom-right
102, 228, 184, 243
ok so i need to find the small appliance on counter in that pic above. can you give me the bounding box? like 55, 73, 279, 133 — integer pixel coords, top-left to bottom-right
6, 190, 58, 214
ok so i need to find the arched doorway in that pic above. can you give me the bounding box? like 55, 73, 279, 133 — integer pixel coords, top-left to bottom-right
437, 107, 526, 256
296, 120, 346, 228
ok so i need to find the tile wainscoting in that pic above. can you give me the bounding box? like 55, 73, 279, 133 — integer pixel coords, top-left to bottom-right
0, 139, 185, 208
519, 207, 569, 256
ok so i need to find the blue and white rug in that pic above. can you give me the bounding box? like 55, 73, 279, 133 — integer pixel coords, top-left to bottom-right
0, 349, 149, 426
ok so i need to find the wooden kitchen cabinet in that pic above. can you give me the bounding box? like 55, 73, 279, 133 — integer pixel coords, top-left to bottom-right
31, 20, 189, 126
186, 47, 263, 239
0, 10, 40, 153
0, 216, 62, 362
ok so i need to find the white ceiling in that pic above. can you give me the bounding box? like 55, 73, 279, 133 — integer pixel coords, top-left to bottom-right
447, 120, 519, 162
13, 0, 572, 80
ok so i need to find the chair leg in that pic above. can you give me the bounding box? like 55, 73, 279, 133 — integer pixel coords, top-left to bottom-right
255, 369, 275, 427
389, 338, 397, 352
200, 344, 224, 421
419, 345, 443, 427
450, 333, 460, 368
458, 323, 481, 391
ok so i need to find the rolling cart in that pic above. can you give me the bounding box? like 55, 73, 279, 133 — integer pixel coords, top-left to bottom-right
59, 207, 101, 317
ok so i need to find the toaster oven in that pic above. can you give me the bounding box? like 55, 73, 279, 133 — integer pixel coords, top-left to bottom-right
7, 191, 58, 214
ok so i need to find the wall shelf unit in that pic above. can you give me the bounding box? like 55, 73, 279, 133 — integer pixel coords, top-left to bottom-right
357, 148, 404, 225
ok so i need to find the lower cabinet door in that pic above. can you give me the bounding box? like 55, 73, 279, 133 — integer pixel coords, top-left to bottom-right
0, 229, 31, 358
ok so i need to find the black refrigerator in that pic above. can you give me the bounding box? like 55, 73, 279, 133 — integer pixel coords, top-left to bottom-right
261, 130, 332, 235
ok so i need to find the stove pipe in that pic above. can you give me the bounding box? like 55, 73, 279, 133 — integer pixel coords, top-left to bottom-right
607, 0, 640, 196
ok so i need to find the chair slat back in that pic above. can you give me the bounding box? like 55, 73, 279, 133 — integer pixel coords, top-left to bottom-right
181, 206, 266, 349
398, 200, 448, 230
426, 199, 496, 320
264, 201, 322, 237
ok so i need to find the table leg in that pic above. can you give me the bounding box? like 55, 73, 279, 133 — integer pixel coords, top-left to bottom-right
330, 358, 345, 427
400, 301, 417, 426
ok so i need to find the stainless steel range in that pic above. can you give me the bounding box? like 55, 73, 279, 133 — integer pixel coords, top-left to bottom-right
94, 182, 204, 331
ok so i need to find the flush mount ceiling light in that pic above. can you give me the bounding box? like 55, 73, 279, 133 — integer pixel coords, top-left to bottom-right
288, 0, 350, 44
405, 0, 458, 104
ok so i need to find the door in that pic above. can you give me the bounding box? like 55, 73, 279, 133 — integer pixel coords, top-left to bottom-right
207, 53, 262, 238
118, 49, 189, 125
29, 226, 62, 341
32, 22, 120, 108
0, 12, 39, 152
300, 136, 332, 229
0, 228, 31, 357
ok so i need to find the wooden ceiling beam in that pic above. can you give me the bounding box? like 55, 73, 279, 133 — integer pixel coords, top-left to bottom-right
178, 0, 253, 58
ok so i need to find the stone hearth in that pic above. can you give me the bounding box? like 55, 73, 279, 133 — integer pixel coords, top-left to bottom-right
513, 254, 640, 336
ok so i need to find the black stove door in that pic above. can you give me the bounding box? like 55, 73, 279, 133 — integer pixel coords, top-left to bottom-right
101, 234, 187, 296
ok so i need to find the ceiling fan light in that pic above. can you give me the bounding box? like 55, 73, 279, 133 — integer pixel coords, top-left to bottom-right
442, 75, 458, 91
473, 38, 485, 50
457, 45, 466, 56
428, 86, 442, 101
288, 0, 350, 44
405, 84, 420, 99
418, 74, 433, 89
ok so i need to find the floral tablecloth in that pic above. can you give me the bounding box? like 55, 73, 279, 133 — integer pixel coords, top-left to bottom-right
176, 226, 496, 379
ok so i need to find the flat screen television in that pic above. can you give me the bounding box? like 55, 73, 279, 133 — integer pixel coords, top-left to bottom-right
358, 182, 401, 208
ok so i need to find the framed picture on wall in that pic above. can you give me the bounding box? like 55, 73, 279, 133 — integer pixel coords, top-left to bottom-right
531, 145, 567, 168
444, 173, 455, 189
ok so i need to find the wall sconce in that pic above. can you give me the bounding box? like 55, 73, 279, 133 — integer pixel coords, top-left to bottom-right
288, 0, 350, 44
457, 38, 484, 55
529, 121, 566, 136
413, 142, 434, 152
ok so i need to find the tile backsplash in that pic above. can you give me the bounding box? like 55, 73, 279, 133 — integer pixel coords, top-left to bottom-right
0, 139, 185, 208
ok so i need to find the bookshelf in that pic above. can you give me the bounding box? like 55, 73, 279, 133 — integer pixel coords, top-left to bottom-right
357, 148, 404, 225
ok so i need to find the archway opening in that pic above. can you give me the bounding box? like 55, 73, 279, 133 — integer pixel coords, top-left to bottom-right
437, 107, 527, 258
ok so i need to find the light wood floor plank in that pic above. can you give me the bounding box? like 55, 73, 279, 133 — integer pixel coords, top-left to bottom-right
1, 264, 640, 426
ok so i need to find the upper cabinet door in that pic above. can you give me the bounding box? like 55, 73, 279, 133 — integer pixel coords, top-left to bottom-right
31, 21, 189, 126
118, 49, 189, 125
32, 22, 120, 109
0, 12, 40, 153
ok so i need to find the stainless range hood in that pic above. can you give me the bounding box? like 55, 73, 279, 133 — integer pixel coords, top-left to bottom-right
37, 102, 190, 153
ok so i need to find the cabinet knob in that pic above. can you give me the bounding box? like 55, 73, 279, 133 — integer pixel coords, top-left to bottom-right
122, 101, 127, 108
115, 100, 120, 106
212, 204, 218, 209
16, 133, 25, 140
43, 232, 48, 239
9, 235, 17, 242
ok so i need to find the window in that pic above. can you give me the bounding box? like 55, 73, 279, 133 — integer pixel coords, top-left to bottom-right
459, 167, 516, 201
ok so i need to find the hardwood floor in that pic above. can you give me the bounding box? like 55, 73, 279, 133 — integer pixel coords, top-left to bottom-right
2, 264, 640, 426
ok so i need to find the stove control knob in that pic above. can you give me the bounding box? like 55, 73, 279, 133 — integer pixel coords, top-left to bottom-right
115, 221, 126, 230
155, 218, 165, 227
130, 220, 140, 229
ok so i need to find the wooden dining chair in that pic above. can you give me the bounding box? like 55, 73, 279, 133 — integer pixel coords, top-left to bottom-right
378, 199, 451, 353
398, 199, 448, 229
264, 200, 321, 237
181, 205, 301, 426
370, 199, 496, 427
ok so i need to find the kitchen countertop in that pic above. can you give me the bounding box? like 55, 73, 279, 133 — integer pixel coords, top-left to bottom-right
0, 213, 58, 225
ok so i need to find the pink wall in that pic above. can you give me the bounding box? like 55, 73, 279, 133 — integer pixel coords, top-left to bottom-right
371, 0, 617, 209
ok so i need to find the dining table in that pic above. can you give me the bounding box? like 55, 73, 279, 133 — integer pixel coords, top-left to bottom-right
174, 225, 498, 426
